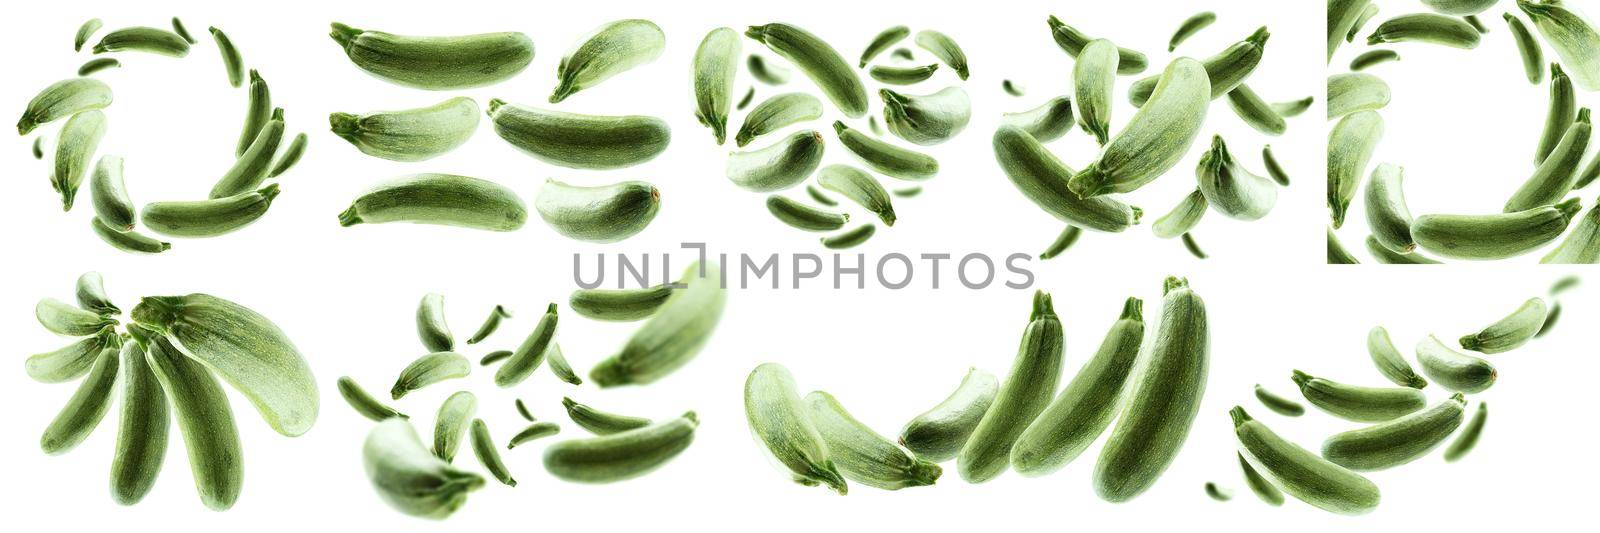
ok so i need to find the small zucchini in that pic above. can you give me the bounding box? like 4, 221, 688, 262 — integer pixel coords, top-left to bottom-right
1322, 394, 1467, 471
337, 376, 408, 422
1074, 39, 1117, 145
766, 195, 849, 231
494, 303, 558, 388
868, 63, 939, 85
562, 397, 651, 435
1365, 163, 1417, 253
859, 26, 910, 67
465, 305, 512, 345
1000, 96, 1075, 143
1416, 335, 1497, 393
470, 419, 515, 486
26, 327, 117, 383
535, 179, 660, 243
899, 368, 998, 463
1254, 385, 1305, 416
338, 173, 527, 231
542, 412, 698, 483
1459, 297, 1547, 354
1196, 135, 1277, 221
818, 164, 895, 226
52, 109, 108, 211
1443, 401, 1488, 462
807, 391, 941, 490
569, 285, 673, 322
744, 363, 847, 493
93, 27, 191, 57
1291, 369, 1426, 422
390, 352, 470, 400
39, 344, 119, 455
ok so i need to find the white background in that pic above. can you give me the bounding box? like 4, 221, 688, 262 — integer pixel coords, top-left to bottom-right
1, 0, 1594, 531
1330, 0, 1600, 262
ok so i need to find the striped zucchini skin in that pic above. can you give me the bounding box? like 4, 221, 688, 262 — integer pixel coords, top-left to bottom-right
1508, 108, 1590, 212
26, 327, 118, 383
75, 272, 119, 315
17, 78, 112, 135
818, 164, 895, 226
1000, 96, 1075, 143
834, 120, 938, 181
693, 28, 741, 144
590, 262, 726, 387
1322, 394, 1467, 471
363, 418, 484, 519
337, 376, 408, 422
495, 304, 558, 388
562, 397, 651, 435
550, 19, 665, 103
914, 30, 968, 80
737, 93, 823, 147
39, 344, 120, 455
1093, 277, 1208, 502
465, 305, 512, 345
1128, 27, 1268, 106
211, 117, 286, 199
543, 412, 698, 483
267, 133, 309, 178
1074, 39, 1117, 145
237, 71, 272, 157
744, 363, 848, 493
806, 391, 941, 490
1011, 297, 1144, 477
899, 368, 997, 462
146, 336, 242, 511
93, 26, 191, 57
881, 87, 971, 146
330, 97, 479, 162
339, 173, 527, 231
1367, 13, 1482, 48
766, 195, 849, 231
1367, 326, 1429, 388
415, 293, 453, 353
390, 352, 470, 400
132, 293, 319, 437
1413, 199, 1582, 260
859, 25, 910, 67
1521, 0, 1600, 91
992, 125, 1142, 233
470, 419, 516, 486
1232, 407, 1381, 515
1328, 73, 1392, 119
487, 99, 670, 169
109, 339, 169, 505
1291, 370, 1426, 422
1069, 58, 1210, 199
569, 286, 673, 322
1416, 335, 1497, 393
92, 218, 171, 254
727, 131, 825, 192
958, 291, 1065, 483
37, 297, 116, 336
1459, 297, 1547, 354
432, 391, 476, 463
75, 19, 103, 53
1328, 111, 1384, 228
535, 179, 660, 243
53, 109, 108, 211
329, 23, 534, 90
142, 184, 281, 238
1444, 401, 1488, 461
746, 23, 869, 118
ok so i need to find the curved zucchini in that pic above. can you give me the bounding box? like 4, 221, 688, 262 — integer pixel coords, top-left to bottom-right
562, 397, 650, 435
913, 30, 968, 80
821, 224, 876, 249
1238, 452, 1283, 506
692, 28, 741, 145
1328, 111, 1385, 228
1411, 198, 1581, 260
146, 336, 242, 511
93, 27, 190, 57
746, 23, 868, 117
1196, 135, 1277, 221
90, 156, 135, 231
109, 339, 168, 505
1459, 297, 1547, 354
390, 352, 470, 400
40, 344, 120, 455
1416, 335, 1497, 393
17, 78, 112, 135
881, 86, 970, 146
37, 297, 116, 336
589, 262, 726, 387
834, 120, 938, 181
337, 376, 407, 422
766, 195, 849, 231
53, 109, 107, 211
550, 19, 664, 103
1128, 27, 1268, 106
1010, 297, 1144, 477
330, 97, 479, 162
1093, 278, 1207, 502
1367, 326, 1428, 388
494, 303, 558, 388
543, 412, 698, 483
898, 368, 997, 463
535, 179, 660, 243
1232, 407, 1380, 515
744, 363, 847, 493
1291, 369, 1426, 422
1365, 163, 1417, 253
1443, 401, 1488, 462
1152, 189, 1207, 239
1521, 0, 1600, 90
1000, 96, 1075, 143
210, 115, 285, 199
26, 327, 117, 383
487, 99, 670, 170
364, 418, 484, 518
1046, 16, 1148, 74
1321, 394, 1466, 471
859, 26, 910, 67
1507, 108, 1590, 212
1074, 39, 1117, 144
818, 164, 895, 226
432, 391, 476, 462
329, 23, 533, 90
992, 125, 1142, 233
1367, 13, 1481, 48
735, 93, 822, 147
807, 391, 941, 490
142, 184, 281, 238
868, 63, 939, 85
1328, 73, 1392, 119
416, 293, 453, 353
1254, 385, 1305, 416
339, 173, 527, 231
958, 291, 1065, 483
1069, 58, 1209, 199
727, 130, 825, 192
569, 285, 673, 322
